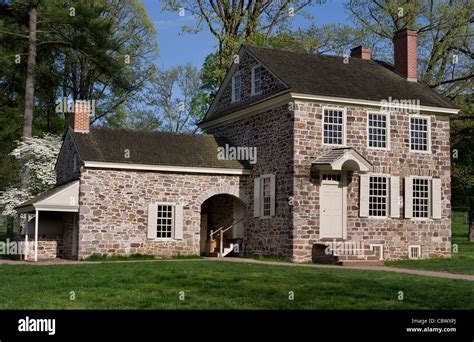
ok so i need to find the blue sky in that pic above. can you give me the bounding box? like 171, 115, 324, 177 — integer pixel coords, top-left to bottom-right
141, 0, 351, 69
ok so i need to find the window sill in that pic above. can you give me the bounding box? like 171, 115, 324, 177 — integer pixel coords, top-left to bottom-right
409, 150, 432, 154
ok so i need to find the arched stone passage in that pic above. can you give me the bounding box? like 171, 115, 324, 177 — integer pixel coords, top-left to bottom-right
198, 186, 248, 257
196, 185, 248, 208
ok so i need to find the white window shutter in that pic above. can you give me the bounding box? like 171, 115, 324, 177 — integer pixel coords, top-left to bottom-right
254, 177, 260, 217
431, 178, 442, 219
404, 177, 413, 218
270, 174, 276, 216
174, 204, 184, 239
390, 176, 400, 218
359, 174, 369, 217
147, 203, 157, 239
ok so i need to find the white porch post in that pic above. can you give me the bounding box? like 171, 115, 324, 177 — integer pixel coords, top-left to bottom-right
24, 212, 29, 261
34, 209, 39, 262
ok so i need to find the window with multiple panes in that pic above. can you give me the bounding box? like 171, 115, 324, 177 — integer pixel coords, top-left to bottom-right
368, 113, 388, 148
252, 66, 262, 95
412, 178, 430, 218
323, 109, 344, 145
232, 73, 241, 102
262, 176, 271, 217
369, 176, 388, 217
156, 204, 174, 238
409, 245, 421, 259
410, 117, 429, 151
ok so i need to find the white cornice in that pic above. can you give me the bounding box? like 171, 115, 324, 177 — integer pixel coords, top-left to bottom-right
83, 161, 251, 175
200, 92, 459, 130
290, 93, 460, 115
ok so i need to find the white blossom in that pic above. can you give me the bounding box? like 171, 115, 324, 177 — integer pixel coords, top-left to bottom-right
0, 134, 62, 217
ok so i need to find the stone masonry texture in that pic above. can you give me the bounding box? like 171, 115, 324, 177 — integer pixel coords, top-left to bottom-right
78, 169, 248, 259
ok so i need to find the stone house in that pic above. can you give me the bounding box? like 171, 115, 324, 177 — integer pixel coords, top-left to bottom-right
16, 29, 458, 263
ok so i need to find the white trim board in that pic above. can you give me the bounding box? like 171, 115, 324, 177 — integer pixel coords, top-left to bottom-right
200, 92, 459, 130
83, 161, 251, 175
291, 93, 459, 114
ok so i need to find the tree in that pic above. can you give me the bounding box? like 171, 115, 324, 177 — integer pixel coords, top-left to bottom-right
23, 0, 38, 139
0, 134, 61, 218
346, 0, 473, 99
161, 0, 317, 82
150, 64, 203, 133
451, 94, 474, 241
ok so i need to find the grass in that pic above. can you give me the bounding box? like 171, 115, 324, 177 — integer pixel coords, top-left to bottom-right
386, 210, 474, 275
83, 253, 156, 262
83, 254, 202, 262
244, 254, 291, 263
0, 260, 472, 309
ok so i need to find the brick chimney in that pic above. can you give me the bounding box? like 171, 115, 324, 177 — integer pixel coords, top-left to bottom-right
70, 100, 90, 133
393, 28, 417, 82
350, 46, 371, 60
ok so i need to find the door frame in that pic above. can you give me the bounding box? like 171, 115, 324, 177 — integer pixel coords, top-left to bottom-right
319, 171, 347, 240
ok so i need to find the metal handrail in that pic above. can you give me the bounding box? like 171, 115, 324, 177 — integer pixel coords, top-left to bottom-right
208, 217, 245, 258
209, 217, 245, 239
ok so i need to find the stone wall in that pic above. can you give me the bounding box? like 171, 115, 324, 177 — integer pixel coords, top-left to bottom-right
292, 101, 451, 261
55, 130, 80, 185
78, 169, 248, 259
210, 51, 287, 116
62, 212, 78, 260
24, 235, 61, 260
208, 104, 295, 259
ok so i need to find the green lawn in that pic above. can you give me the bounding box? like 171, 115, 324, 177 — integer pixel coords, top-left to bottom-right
386, 210, 474, 274
0, 260, 472, 309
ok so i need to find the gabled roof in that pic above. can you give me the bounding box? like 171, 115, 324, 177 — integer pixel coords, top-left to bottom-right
312, 148, 373, 172
16, 181, 79, 213
71, 127, 249, 170
244, 45, 455, 109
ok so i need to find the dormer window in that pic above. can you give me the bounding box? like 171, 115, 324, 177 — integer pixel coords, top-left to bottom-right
73, 152, 80, 173
231, 72, 241, 102
251, 65, 262, 96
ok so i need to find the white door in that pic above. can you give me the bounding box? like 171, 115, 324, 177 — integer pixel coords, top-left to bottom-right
320, 174, 344, 239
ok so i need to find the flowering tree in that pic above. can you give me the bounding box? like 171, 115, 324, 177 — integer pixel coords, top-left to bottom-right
0, 134, 61, 217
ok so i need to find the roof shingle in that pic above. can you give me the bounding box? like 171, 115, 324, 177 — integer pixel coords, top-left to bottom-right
243, 45, 455, 109
71, 128, 249, 170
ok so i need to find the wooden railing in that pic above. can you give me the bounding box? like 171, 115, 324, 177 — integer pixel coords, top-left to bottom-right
209, 217, 244, 257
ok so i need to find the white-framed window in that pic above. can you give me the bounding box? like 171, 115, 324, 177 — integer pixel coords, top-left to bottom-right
254, 174, 275, 218
251, 65, 262, 96
404, 176, 442, 220
408, 245, 421, 259
409, 115, 431, 153
367, 112, 390, 149
231, 72, 241, 102
412, 177, 430, 218
369, 175, 388, 217
73, 152, 80, 173
360, 174, 400, 218
147, 202, 183, 240
156, 204, 174, 238
369, 244, 384, 260
322, 107, 346, 145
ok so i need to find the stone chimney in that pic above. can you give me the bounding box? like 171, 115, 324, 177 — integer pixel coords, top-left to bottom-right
350, 46, 371, 60
393, 28, 417, 82
70, 100, 90, 133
